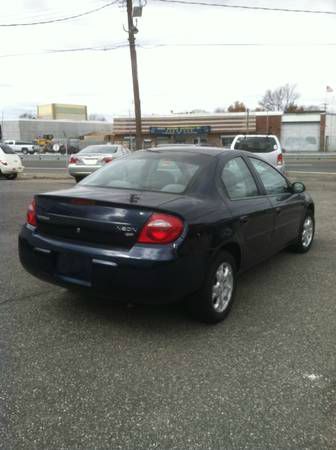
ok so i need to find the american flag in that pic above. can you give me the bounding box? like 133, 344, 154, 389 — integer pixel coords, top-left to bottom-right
326, 86, 333, 93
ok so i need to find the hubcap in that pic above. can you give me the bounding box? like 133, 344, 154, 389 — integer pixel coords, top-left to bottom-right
302, 216, 314, 248
212, 263, 234, 313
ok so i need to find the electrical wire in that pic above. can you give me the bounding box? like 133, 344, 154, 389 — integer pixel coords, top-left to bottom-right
0, 43, 128, 58
0, 0, 119, 27
139, 42, 336, 48
154, 0, 336, 15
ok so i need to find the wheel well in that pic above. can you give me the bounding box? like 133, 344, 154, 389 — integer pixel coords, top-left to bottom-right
307, 203, 314, 215
221, 242, 241, 271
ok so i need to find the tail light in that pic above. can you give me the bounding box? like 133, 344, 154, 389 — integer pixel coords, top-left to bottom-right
103, 156, 113, 163
137, 213, 184, 244
0, 160, 8, 165
27, 199, 37, 227
69, 156, 78, 164
277, 153, 283, 166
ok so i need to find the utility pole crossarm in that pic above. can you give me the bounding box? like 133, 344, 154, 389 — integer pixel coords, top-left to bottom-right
126, 0, 142, 150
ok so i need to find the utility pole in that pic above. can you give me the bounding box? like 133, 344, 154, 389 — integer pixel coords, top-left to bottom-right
126, 0, 142, 150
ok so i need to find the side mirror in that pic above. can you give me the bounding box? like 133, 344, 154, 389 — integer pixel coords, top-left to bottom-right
292, 181, 305, 194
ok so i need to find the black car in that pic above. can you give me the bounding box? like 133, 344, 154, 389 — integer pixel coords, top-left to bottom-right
19, 147, 315, 323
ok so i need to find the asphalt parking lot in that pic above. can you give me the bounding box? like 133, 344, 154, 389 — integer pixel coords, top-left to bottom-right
1, 174, 336, 450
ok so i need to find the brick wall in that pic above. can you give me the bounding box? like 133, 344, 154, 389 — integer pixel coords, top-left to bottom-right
256, 115, 282, 138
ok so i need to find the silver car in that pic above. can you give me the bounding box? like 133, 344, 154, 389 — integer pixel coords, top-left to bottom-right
68, 144, 130, 182
230, 134, 285, 173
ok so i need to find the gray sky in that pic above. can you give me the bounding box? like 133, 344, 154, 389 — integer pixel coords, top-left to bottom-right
1, 0, 336, 119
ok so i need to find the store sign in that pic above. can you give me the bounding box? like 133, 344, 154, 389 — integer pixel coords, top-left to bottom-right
149, 126, 211, 136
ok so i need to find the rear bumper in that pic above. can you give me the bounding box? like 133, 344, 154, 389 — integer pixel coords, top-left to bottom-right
18, 225, 203, 303
68, 165, 101, 177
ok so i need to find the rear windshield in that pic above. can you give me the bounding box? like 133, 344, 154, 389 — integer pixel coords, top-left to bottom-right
233, 136, 277, 153
80, 145, 119, 154
0, 144, 15, 154
80, 151, 209, 194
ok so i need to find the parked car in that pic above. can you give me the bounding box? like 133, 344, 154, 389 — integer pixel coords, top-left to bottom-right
231, 134, 285, 172
68, 144, 130, 182
19, 146, 315, 323
4, 140, 39, 155
0, 143, 24, 179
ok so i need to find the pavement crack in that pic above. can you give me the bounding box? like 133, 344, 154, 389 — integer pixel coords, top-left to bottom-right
0, 288, 52, 308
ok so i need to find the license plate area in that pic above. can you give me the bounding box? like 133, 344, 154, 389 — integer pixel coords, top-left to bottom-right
56, 253, 92, 284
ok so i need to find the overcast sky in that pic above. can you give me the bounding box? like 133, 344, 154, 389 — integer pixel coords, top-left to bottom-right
1, 0, 336, 119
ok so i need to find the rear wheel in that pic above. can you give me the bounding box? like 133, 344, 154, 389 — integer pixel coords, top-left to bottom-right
290, 212, 315, 253
74, 176, 82, 183
187, 251, 237, 324
22, 148, 28, 155
4, 173, 17, 180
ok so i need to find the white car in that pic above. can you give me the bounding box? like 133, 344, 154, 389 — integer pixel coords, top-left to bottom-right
4, 140, 39, 155
68, 144, 131, 182
0, 143, 24, 179
230, 134, 285, 173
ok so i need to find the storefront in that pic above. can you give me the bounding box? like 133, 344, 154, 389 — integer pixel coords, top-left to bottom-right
110, 112, 282, 149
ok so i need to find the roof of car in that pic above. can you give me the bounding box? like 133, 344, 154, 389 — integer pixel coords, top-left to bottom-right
147, 145, 233, 156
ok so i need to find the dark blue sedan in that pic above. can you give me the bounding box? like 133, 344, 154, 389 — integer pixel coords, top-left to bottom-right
19, 147, 315, 323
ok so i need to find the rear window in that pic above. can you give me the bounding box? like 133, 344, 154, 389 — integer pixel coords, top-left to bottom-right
0, 144, 15, 154
80, 151, 209, 194
233, 136, 277, 153
80, 145, 119, 154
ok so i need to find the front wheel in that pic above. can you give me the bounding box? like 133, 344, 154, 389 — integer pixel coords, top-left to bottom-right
187, 251, 237, 324
4, 173, 17, 180
290, 212, 315, 253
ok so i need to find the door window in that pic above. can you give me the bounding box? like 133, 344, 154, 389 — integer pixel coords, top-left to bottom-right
249, 158, 289, 195
221, 157, 259, 199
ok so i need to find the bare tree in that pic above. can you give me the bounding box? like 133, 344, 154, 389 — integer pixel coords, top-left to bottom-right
214, 107, 227, 113
227, 101, 247, 112
19, 112, 36, 119
259, 84, 300, 112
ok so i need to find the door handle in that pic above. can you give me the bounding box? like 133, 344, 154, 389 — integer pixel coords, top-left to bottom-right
240, 215, 249, 224
276, 207, 281, 215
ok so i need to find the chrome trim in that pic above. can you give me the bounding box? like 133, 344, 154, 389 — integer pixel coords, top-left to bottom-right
92, 259, 118, 267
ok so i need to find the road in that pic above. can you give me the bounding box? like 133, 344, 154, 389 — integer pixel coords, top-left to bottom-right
1, 176, 336, 450
20, 155, 336, 176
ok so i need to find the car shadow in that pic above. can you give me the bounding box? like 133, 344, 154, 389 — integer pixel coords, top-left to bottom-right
52, 246, 313, 335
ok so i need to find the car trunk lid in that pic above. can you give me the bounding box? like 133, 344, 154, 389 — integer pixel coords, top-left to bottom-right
35, 187, 182, 249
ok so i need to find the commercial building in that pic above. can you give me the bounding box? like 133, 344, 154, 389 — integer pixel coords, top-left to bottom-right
111, 112, 282, 149
37, 103, 88, 121
0, 119, 112, 142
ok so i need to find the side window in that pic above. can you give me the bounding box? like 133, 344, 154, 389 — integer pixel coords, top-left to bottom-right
249, 158, 289, 195
221, 157, 259, 199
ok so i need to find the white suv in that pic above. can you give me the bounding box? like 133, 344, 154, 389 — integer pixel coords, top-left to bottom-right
230, 135, 285, 173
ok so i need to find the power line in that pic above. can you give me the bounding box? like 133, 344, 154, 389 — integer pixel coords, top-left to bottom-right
139, 42, 336, 48
0, 43, 128, 59
154, 0, 336, 15
0, 0, 119, 27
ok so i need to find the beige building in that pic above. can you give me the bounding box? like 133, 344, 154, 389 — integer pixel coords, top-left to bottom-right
110, 112, 282, 149
37, 103, 88, 121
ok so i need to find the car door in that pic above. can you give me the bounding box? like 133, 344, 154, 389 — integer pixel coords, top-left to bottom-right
219, 156, 276, 269
248, 157, 305, 250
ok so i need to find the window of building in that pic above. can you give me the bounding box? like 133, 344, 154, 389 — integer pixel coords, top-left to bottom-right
221, 136, 235, 147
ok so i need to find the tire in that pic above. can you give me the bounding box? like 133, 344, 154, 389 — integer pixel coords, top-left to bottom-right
4, 173, 17, 180
290, 211, 315, 253
74, 176, 82, 183
187, 251, 237, 324
22, 148, 28, 155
